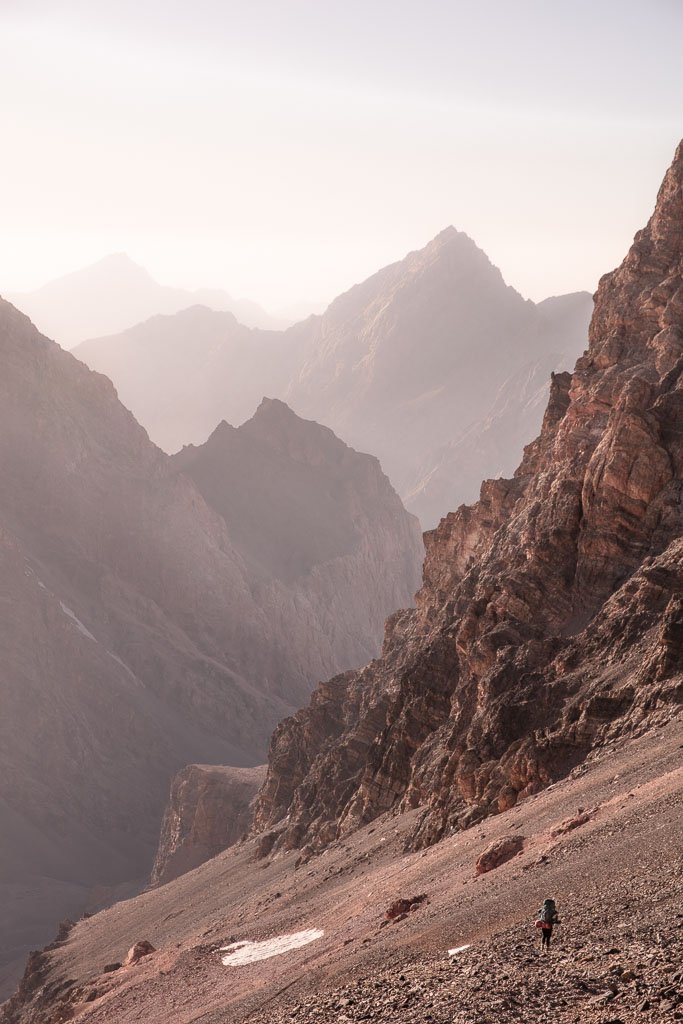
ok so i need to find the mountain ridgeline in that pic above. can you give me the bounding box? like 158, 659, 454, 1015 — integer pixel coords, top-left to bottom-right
7, 253, 287, 345
74, 233, 593, 527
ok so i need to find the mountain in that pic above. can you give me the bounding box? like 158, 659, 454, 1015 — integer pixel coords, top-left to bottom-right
0, 304, 421, 991
7, 254, 286, 346
3, 724, 681, 1023
72, 236, 592, 527
75, 306, 307, 455
404, 291, 593, 523
252, 141, 683, 855
171, 399, 423, 676
4, 140, 682, 1024
286, 231, 591, 514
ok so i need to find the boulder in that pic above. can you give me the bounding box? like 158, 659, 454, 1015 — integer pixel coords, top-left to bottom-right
475, 836, 525, 874
124, 941, 156, 966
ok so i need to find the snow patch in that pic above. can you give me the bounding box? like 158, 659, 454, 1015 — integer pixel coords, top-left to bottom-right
107, 651, 140, 683
448, 944, 471, 956
220, 929, 324, 966
59, 603, 97, 642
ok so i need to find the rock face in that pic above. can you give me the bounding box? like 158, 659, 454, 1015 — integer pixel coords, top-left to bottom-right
8, 253, 284, 345
73, 237, 591, 526
151, 765, 266, 886
0, 304, 420, 988
172, 399, 423, 676
251, 141, 683, 857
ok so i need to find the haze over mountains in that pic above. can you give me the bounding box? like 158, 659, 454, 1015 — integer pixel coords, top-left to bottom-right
0, 301, 421, 991
74, 230, 593, 527
5, 141, 681, 1024
6, 254, 288, 346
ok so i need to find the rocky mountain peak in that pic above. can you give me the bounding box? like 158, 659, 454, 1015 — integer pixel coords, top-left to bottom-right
240, 397, 354, 468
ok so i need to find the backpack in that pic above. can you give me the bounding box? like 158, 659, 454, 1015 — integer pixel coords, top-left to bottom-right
538, 901, 556, 927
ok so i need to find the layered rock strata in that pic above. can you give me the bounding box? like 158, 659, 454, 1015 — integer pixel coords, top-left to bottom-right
252, 141, 683, 856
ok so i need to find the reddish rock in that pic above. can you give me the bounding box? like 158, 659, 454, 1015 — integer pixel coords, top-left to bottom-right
252, 140, 683, 857
550, 811, 593, 838
152, 765, 267, 885
475, 836, 525, 874
385, 895, 428, 920
124, 942, 156, 967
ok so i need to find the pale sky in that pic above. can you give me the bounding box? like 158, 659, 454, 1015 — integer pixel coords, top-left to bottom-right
1, 0, 682, 311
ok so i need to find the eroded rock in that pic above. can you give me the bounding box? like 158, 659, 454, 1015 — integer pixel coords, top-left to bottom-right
475, 836, 525, 874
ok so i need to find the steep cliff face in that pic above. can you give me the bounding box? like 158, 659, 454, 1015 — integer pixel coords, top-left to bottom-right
252, 142, 683, 856
151, 765, 266, 886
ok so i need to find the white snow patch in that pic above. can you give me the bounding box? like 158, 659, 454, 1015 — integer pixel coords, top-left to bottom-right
448, 944, 471, 957
220, 929, 324, 966
107, 651, 139, 683
59, 603, 97, 642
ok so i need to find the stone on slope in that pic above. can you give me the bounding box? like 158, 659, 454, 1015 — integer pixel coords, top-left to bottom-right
475, 836, 525, 874
124, 941, 156, 966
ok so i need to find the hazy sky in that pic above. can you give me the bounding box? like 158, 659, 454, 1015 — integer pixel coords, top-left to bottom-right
2, 0, 682, 311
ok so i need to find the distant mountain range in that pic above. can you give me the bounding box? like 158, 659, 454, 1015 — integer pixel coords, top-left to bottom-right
0, 301, 421, 990
6, 253, 289, 345
73, 230, 593, 527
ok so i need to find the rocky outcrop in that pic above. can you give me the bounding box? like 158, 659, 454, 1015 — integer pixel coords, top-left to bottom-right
74, 236, 591, 526
151, 765, 266, 885
252, 141, 683, 857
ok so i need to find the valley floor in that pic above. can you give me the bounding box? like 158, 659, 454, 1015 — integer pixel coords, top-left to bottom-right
4, 717, 682, 1024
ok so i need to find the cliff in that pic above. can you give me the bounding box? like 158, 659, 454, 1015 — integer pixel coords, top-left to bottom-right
151, 765, 266, 886
252, 141, 683, 856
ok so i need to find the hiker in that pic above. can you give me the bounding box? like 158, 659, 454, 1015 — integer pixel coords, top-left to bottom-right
536, 897, 560, 950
